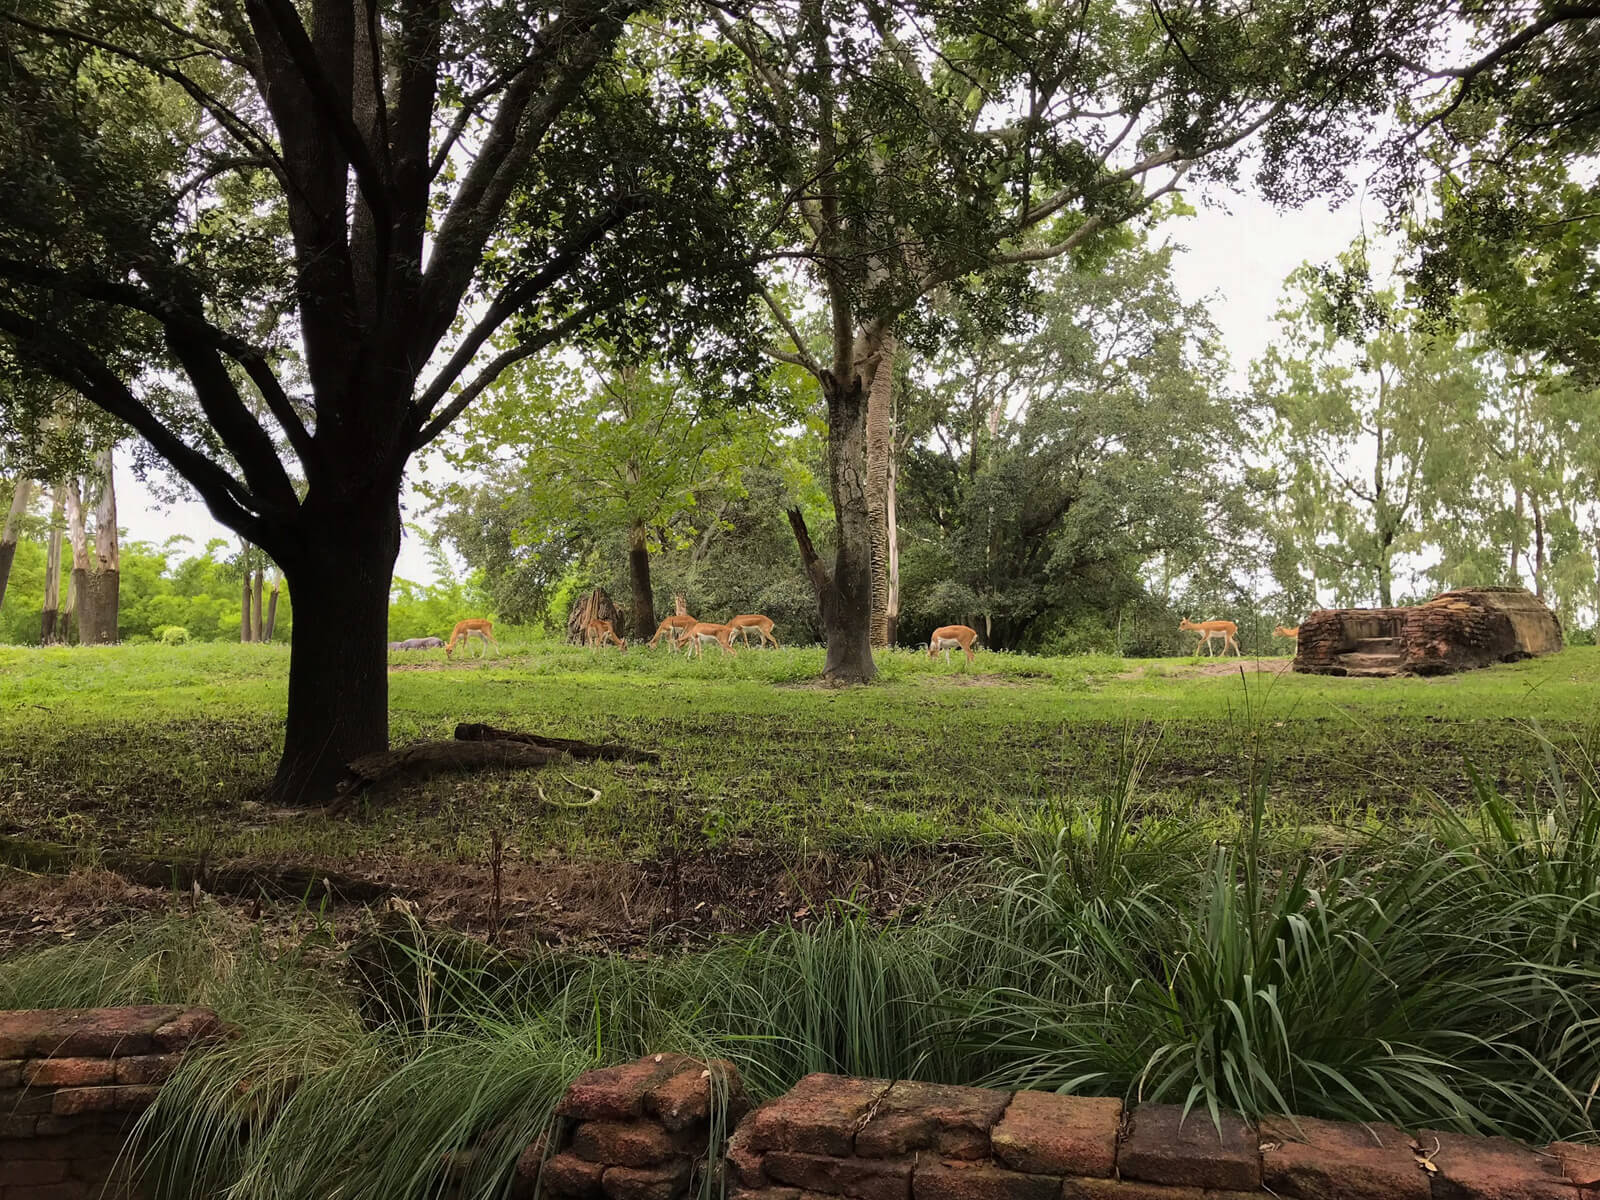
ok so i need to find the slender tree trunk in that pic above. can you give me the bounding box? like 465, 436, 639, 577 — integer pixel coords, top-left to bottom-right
83, 448, 119, 644
1511, 488, 1524, 582
41, 486, 63, 644
264, 569, 282, 641
1533, 497, 1546, 600
253, 566, 265, 641
627, 520, 655, 641
240, 539, 253, 643
1378, 538, 1394, 609
64, 477, 91, 644
674, 593, 686, 617
885, 428, 899, 646
269, 498, 401, 804
816, 371, 875, 682
866, 331, 897, 648
0, 478, 31, 612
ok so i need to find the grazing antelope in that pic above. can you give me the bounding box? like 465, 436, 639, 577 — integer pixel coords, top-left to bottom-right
649, 613, 698, 650
1179, 618, 1239, 657
444, 618, 498, 659
584, 617, 627, 650
675, 621, 737, 657
727, 614, 780, 648
929, 624, 978, 666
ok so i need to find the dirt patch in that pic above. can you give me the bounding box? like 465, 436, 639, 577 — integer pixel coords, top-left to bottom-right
1117, 658, 1294, 681
0, 843, 971, 957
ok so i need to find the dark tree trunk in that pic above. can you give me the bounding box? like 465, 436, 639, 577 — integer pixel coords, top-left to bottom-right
241, 571, 253, 642
269, 502, 401, 805
1533, 498, 1546, 599
253, 566, 265, 641
0, 478, 30, 611
628, 521, 655, 641
264, 574, 281, 642
0, 541, 16, 612
819, 373, 876, 681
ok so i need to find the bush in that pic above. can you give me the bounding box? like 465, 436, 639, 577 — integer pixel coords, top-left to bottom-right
158, 625, 191, 645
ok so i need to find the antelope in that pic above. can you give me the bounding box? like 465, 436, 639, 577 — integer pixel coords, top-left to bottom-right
1179, 618, 1239, 657
649, 613, 698, 650
1273, 625, 1300, 644
929, 624, 978, 665
584, 617, 627, 650
676, 621, 737, 657
444, 618, 498, 659
727, 614, 780, 648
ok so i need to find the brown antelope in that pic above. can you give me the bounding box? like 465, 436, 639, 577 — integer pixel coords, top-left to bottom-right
649, 613, 698, 650
444, 618, 498, 659
676, 621, 737, 658
929, 624, 978, 665
1273, 625, 1300, 644
727, 614, 780, 648
584, 617, 627, 650
1179, 618, 1239, 657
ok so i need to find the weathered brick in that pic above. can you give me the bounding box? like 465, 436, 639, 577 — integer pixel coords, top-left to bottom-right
50, 1085, 159, 1116
602, 1158, 693, 1200
744, 1075, 893, 1156
113, 1053, 183, 1085
990, 1090, 1121, 1178
1118, 1105, 1259, 1191
646, 1059, 748, 1132
0, 1006, 180, 1058
764, 1150, 911, 1200
0, 1060, 22, 1088
1260, 1116, 1426, 1200
728, 1189, 801, 1200
572, 1120, 682, 1167
561, 1057, 695, 1121
0, 1087, 56, 1115
912, 1160, 1060, 1200
5, 1158, 69, 1185
543, 1152, 609, 1199
511, 1140, 548, 1200
152, 1008, 229, 1052
1060, 1181, 1259, 1200
1550, 1143, 1600, 1190
726, 1121, 768, 1187
33, 1114, 131, 1137
1419, 1130, 1574, 1200
25, 1058, 118, 1088
854, 1081, 1010, 1160
7, 1185, 94, 1200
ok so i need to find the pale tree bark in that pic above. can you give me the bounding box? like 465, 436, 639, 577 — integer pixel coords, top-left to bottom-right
253, 566, 265, 641
82, 448, 119, 643
0, 478, 31, 611
41, 486, 63, 643
865, 330, 898, 647
240, 539, 253, 643
64, 477, 91, 643
263, 569, 283, 642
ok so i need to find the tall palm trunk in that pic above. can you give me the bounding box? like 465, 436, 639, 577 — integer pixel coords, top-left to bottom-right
0, 478, 31, 611
866, 331, 899, 648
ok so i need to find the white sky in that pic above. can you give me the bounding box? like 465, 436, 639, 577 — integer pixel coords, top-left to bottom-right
113, 180, 1383, 588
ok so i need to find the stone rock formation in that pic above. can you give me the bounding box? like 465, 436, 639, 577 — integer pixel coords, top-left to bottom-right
1293, 586, 1562, 678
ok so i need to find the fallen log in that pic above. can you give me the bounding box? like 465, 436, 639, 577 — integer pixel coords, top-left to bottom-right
453, 722, 660, 764
329, 739, 564, 814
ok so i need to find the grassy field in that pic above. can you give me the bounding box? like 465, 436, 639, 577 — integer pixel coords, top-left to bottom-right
0, 637, 1593, 866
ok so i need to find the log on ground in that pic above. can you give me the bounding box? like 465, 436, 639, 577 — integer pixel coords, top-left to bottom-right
453, 722, 660, 764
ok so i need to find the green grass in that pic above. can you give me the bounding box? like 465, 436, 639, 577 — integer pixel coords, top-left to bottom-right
1, 638, 1597, 867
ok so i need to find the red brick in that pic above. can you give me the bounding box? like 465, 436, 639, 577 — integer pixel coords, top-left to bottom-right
602, 1159, 692, 1200
0, 1060, 21, 1088
726, 1121, 767, 1187
1420, 1130, 1574, 1200
113, 1053, 182, 1085
572, 1120, 682, 1167
0, 1007, 181, 1058
543, 1152, 608, 1199
151, 1008, 229, 1052
1060, 1181, 1259, 1200
33, 1115, 131, 1137
561, 1057, 696, 1121
913, 1160, 1059, 1200
1550, 1143, 1600, 1189
764, 1150, 911, 1200
728, 1190, 800, 1200
1119, 1105, 1259, 1191
990, 1091, 1121, 1177
24, 1058, 117, 1087
744, 1075, 892, 1156
5, 1159, 68, 1185
50, 1086, 159, 1116
0, 1087, 55, 1115
646, 1059, 749, 1132
854, 1081, 1010, 1160
1260, 1116, 1426, 1200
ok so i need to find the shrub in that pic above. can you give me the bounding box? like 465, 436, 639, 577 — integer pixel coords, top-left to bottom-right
158, 625, 191, 645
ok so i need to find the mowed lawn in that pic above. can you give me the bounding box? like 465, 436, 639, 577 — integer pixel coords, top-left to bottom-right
0, 638, 1595, 868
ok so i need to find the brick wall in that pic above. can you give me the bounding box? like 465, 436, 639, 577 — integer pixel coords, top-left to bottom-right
0, 1006, 225, 1200
542, 1061, 1599, 1200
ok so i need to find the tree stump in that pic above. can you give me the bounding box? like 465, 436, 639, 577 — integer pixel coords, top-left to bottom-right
567, 588, 622, 645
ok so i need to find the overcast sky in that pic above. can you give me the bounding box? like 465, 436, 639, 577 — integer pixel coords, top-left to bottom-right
112, 179, 1385, 587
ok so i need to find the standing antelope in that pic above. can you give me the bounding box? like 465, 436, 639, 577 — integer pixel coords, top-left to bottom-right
1273, 625, 1300, 645
649, 613, 698, 650
727, 614, 780, 648
1179, 618, 1239, 657
929, 624, 978, 666
584, 617, 627, 650
676, 621, 737, 657
444, 618, 498, 659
